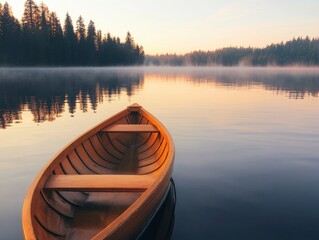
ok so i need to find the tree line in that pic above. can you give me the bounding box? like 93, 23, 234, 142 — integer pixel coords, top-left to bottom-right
0, 1, 144, 66
145, 37, 319, 66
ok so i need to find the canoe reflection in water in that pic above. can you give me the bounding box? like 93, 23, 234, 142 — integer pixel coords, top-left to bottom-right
137, 178, 176, 240
22, 104, 175, 240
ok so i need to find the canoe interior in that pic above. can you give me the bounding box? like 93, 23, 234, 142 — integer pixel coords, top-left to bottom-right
31, 109, 170, 239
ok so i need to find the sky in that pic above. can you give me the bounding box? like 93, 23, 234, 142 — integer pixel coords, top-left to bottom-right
5, 0, 319, 54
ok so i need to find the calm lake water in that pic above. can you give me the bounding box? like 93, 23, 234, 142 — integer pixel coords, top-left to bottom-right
1, 67, 319, 239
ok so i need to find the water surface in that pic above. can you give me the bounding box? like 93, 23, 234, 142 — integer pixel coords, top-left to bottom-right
0, 67, 319, 239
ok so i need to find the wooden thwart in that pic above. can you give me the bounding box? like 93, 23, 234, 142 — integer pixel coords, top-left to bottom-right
102, 124, 158, 133
44, 175, 155, 192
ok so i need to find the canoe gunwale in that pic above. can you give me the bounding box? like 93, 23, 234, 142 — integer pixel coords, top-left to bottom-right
22, 104, 175, 240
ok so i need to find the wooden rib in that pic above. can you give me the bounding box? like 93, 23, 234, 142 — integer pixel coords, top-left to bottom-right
105, 133, 126, 154
136, 132, 152, 147
34, 217, 64, 240
138, 136, 165, 160
102, 124, 159, 133
77, 143, 115, 170
41, 190, 75, 218
67, 152, 96, 174
74, 148, 110, 174
138, 117, 149, 125
90, 135, 122, 162
113, 138, 130, 153
138, 137, 164, 160
53, 164, 90, 204
60, 159, 80, 174
105, 131, 133, 147
109, 117, 130, 128
34, 195, 67, 237
137, 133, 160, 153
117, 139, 129, 150
56, 191, 88, 207
98, 133, 129, 157
125, 115, 131, 124
68, 151, 98, 174
137, 150, 170, 175
114, 117, 131, 124
138, 142, 168, 168
53, 164, 65, 175
139, 137, 166, 160
44, 175, 155, 192
137, 115, 144, 124
136, 133, 147, 144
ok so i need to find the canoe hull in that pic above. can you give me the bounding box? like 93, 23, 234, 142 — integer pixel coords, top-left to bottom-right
137, 178, 176, 240
22, 104, 175, 240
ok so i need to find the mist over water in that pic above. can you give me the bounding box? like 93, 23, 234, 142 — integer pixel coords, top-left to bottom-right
0, 67, 319, 239
1, 67, 318, 129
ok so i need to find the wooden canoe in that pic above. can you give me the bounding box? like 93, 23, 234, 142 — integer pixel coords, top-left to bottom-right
22, 103, 175, 240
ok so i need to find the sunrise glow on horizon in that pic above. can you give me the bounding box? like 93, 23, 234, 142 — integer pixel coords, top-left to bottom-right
6, 0, 319, 55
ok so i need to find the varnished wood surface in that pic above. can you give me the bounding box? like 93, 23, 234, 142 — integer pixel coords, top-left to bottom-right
68, 192, 142, 240
102, 124, 158, 133
44, 175, 156, 192
22, 103, 175, 240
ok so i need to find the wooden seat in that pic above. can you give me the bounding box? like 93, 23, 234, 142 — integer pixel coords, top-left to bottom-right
101, 124, 158, 133
44, 175, 156, 192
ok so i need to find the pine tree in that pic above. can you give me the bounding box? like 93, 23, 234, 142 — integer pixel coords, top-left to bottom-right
96, 30, 102, 64
87, 20, 96, 47
125, 31, 135, 49
21, 0, 40, 34
39, 3, 50, 64
0, 3, 3, 56
50, 12, 62, 37
49, 12, 63, 64
124, 31, 136, 64
1, 3, 21, 64
21, 0, 41, 64
100, 33, 114, 65
63, 13, 77, 65
76, 15, 86, 65
76, 15, 86, 42
87, 20, 96, 64
39, 3, 50, 23
134, 44, 145, 65
63, 13, 75, 40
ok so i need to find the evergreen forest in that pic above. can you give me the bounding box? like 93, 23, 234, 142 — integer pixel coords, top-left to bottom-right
146, 37, 319, 66
1, 1, 319, 67
0, 1, 145, 66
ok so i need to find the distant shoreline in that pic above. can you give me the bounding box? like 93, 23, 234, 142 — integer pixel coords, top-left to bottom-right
145, 37, 319, 67
1, 65, 319, 69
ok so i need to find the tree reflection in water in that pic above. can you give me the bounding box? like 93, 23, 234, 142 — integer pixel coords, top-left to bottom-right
0, 68, 144, 128
1, 67, 319, 129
